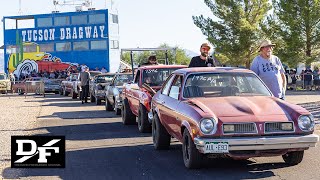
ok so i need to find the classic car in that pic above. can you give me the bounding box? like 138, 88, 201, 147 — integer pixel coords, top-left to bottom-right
90, 73, 115, 105
0, 73, 11, 93
12, 77, 44, 95
60, 73, 79, 97
43, 79, 62, 94
121, 65, 187, 133
105, 73, 133, 115
151, 67, 319, 169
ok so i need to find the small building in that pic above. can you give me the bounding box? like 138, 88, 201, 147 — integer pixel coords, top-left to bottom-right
2, 8, 120, 78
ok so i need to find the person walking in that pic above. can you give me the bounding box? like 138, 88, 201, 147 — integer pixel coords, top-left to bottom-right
188, 43, 220, 67
79, 67, 90, 104
250, 39, 286, 99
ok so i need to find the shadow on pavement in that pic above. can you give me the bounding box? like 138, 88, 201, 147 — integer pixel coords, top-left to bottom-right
2, 143, 290, 180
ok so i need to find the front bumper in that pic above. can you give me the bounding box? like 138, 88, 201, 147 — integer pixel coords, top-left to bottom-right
194, 134, 319, 153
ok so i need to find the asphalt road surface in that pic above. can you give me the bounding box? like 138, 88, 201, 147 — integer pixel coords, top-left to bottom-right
1, 91, 320, 180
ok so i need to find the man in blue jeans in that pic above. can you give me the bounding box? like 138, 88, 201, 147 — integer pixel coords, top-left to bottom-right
250, 40, 286, 100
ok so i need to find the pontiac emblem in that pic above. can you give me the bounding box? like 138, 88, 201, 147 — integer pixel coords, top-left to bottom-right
259, 124, 263, 131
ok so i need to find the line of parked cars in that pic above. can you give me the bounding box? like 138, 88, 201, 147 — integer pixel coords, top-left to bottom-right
57, 64, 319, 169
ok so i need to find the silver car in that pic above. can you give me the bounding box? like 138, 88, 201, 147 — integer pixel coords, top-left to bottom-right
105, 73, 133, 115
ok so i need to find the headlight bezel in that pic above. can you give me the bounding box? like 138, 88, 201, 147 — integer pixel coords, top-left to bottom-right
200, 118, 218, 135
298, 114, 315, 132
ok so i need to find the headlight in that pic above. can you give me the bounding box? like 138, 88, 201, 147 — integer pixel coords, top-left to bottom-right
200, 118, 217, 134
298, 115, 315, 131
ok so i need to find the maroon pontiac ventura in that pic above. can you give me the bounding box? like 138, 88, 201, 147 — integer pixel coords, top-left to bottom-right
151, 67, 319, 169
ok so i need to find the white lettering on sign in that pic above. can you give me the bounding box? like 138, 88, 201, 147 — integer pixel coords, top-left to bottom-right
20, 25, 106, 42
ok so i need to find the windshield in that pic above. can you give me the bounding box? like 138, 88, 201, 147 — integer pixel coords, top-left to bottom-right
96, 75, 114, 83
115, 74, 133, 86
0, 74, 6, 80
142, 68, 179, 86
183, 73, 272, 98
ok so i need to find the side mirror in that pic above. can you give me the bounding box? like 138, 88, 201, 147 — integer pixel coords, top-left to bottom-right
131, 83, 140, 90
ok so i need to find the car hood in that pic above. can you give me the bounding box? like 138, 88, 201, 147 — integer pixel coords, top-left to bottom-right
186, 96, 307, 120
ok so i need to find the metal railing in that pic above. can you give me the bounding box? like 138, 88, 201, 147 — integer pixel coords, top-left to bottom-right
24, 80, 45, 97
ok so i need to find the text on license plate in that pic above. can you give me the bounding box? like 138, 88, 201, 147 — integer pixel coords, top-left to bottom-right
205, 142, 229, 153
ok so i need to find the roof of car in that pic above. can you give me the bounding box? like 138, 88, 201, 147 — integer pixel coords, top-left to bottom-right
95, 73, 116, 77
138, 65, 187, 70
174, 67, 253, 74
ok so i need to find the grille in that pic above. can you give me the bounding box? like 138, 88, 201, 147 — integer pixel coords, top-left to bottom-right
223, 123, 256, 134
265, 122, 294, 133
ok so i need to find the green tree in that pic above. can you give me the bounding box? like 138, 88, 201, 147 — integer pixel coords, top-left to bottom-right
193, 0, 271, 67
266, 0, 320, 67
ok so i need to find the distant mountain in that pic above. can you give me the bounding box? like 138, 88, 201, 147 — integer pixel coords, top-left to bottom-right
183, 49, 198, 58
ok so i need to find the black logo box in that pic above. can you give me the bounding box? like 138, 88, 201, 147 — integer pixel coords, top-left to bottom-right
11, 136, 65, 168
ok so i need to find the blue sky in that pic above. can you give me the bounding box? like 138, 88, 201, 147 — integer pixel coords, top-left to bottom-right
0, 0, 214, 54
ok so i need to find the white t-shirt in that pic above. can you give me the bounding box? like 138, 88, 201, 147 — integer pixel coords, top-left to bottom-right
250, 55, 285, 98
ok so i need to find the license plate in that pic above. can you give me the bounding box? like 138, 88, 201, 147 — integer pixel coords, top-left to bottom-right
204, 142, 229, 153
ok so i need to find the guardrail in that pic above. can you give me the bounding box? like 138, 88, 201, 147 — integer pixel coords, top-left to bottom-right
25, 80, 45, 97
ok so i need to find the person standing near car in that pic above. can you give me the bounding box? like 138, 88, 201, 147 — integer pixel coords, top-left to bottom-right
250, 39, 286, 99
188, 43, 220, 67
79, 67, 90, 104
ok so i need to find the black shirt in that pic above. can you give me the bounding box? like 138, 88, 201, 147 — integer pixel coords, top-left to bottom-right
188, 56, 219, 68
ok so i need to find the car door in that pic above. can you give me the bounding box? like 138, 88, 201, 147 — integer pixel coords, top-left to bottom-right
155, 74, 176, 132
107, 76, 116, 104
128, 70, 141, 115
161, 75, 183, 138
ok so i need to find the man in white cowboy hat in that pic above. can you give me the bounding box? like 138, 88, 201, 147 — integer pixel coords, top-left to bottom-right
250, 39, 286, 99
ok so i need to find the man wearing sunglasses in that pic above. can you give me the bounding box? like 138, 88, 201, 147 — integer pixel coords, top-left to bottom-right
250, 39, 286, 100
188, 43, 219, 68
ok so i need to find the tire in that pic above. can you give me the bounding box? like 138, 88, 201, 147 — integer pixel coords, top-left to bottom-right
152, 113, 171, 150
138, 104, 152, 133
17, 88, 24, 95
72, 91, 77, 99
282, 151, 304, 165
90, 94, 95, 102
115, 107, 121, 115
105, 98, 113, 111
96, 97, 101, 105
122, 98, 136, 125
182, 129, 204, 169
59, 88, 63, 95
63, 89, 69, 96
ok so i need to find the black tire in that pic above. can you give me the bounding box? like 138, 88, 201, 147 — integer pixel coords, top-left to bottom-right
282, 151, 304, 165
138, 104, 152, 133
152, 113, 171, 150
106, 98, 113, 111
90, 94, 95, 102
122, 98, 136, 125
182, 129, 204, 169
72, 91, 77, 99
115, 107, 121, 115
63, 89, 69, 96
17, 88, 24, 95
96, 97, 101, 105
59, 88, 63, 95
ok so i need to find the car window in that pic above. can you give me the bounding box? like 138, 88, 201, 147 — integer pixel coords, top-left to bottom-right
134, 70, 141, 84
168, 75, 182, 99
95, 75, 114, 83
142, 68, 180, 87
115, 74, 133, 86
184, 72, 271, 98
162, 74, 175, 95
0, 74, 6, 80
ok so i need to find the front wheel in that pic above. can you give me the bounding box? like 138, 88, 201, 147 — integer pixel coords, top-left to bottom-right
106, 98, 113, 111
122, 98, 136, 125
182, 129, 204, 169
152, 113, 171, 150
138, 104, 151, 133
282, 151, 304, 165
96, 97, 101, 105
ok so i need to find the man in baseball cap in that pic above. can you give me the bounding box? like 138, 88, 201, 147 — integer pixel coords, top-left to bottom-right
188, 43, 219, 67
250, 39, 286, 99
